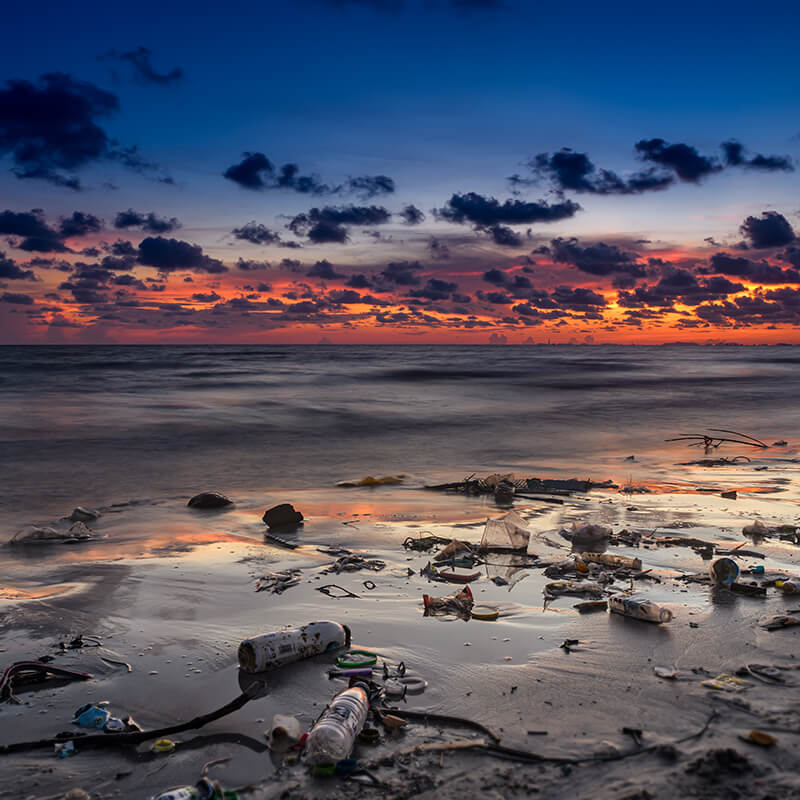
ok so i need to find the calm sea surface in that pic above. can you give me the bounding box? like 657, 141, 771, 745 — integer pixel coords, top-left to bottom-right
1, 344, 797, 519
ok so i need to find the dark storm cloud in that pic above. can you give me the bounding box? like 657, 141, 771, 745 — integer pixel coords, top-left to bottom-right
346, 175, 395, 198
0, 252, 35, 280
306, 259, 343, 279
103, 46, 183, 86
706, 251, 800, 284
114, 209, 181, 234
550, 286, 606, 310
137, 236, 228, 273
231, 221, 282, 245
634, 139, 721, 182
739, 211, 796, 249
436, 192, 580, 227
59, 211, 103, 238
524, 149, 673, 195
780, 247, 800, 269
0, 291, 34, 304
346, 273, 372, 288
0, 210, 68, 252
288, 205, 392, 243
722, 141, 793, 172
549, 238, 646, 277
618, 269, 745, 308
0, 73, 167, 189
399, 204, 425, 225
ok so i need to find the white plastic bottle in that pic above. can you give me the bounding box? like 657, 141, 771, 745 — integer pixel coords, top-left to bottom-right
238, 621, 350, 673
306, 683, 369, 766
608, 594, 673, 623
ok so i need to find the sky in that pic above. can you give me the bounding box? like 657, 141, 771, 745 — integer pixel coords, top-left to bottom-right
1, 0, 799, 344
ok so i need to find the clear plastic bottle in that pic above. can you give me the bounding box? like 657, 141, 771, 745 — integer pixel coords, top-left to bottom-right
609, 594, 673, 623
306, 683, 369, 766
581, 552, 643, 571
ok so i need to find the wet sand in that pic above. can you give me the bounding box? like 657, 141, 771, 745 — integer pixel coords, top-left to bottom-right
2, 448, 800, 799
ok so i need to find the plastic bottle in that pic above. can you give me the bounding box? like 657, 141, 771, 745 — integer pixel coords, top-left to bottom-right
779, 580, 800, 594
609, 594, 673, 623
153, 779, 237, 800
238, 621, 351, 673
306, 683, 369, 766
580, 552, 643, 571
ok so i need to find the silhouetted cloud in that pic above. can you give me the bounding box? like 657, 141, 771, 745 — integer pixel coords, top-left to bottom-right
0, 291, 34, 304
634, 138, 721, 182
378, 260, 422, 286
231, 221, 282, 245
0, 73, 167, 188
237, 258, 271, 271
103, 46, 183, 86
549, 237, 646, 276
706, 251, 800, 284
739, 211, 796, 249
346, 273, 372, 288
114, 209, 181, 234
222, 153, 331, 193
399, 204, 425, 225
437, 192, 579, 246
306, 259, 343, 279
137, 236, 228, 273
0, 252, 35, 280
347, 174, 395, 198
722, 141, 793, 172
58, 211, 103, 238
0, 210, 68, 252
524, 149, 673, 195
288, 205, 391, 243
408, 277, 459, 300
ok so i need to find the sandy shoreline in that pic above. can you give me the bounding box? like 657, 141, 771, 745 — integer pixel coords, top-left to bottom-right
2, 451, 800, 799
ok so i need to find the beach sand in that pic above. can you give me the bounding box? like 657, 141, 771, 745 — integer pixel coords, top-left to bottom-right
2, 450, 800, 799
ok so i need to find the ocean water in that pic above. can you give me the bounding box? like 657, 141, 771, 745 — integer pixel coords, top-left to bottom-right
0, 344, 797, 519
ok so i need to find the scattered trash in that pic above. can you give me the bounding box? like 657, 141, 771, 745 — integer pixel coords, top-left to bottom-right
760, 614, 800, 630
70, 506, 101, 522
1, 661, 91, 703
666, 429, 768, 452
336, 651, 378, 668
609, 594, 673, 623
574, 600, 608, 614
560, 522, 611, 549
423, 584, 474, 617
471, 605, 500, 621
322, 554, 386, 574
709, 557, 740, 586
187, 492, 232, 509
720, 490, 738, 500
741, 730, 777, 747
306, 683, 369, 766
654, 666, 677, 679
268, 714, 303, 750
317, 584, 360, 599
255, 570, 301, 594
237, 621, 350, 673
729, 582, 767, 597
328, 668, 373, 679
54, 740, 76, 758
560, 639, 579, 653
434, 539, 474, 562
336, 475, 404, 487
262, 503, 304, 529
398, 676, 427, 694
778, 580, 800, 594
545, 580, 605, 599
580, 552, 642, 571
480, 510, 530, 552
363, 580, 376, 590
701, 674, 749, 692
742, 520, 769, 538
491, 576, 509, 586
403, 534, 449, 552
9, 525, 95, 545
152, 737, 177, 753
73, 704, 110, 728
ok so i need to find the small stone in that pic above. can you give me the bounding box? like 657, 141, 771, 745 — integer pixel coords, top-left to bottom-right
70, 507, 100, 522
262, 503, 304, 528
187, 492, 233, 509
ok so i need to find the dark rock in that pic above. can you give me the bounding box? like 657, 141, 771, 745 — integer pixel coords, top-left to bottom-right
262, 503, 304, 529
686, 748, 753, 778
70, 506, 100, 522
187, 492, 233, 509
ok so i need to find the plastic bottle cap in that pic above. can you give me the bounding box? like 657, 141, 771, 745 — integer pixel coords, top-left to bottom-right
152, 738, 176, 753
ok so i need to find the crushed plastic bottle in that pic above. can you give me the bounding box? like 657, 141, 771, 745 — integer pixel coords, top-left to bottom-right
306, 683, 369, 766
238, 621, 351, 673
609, 594, 673, 623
